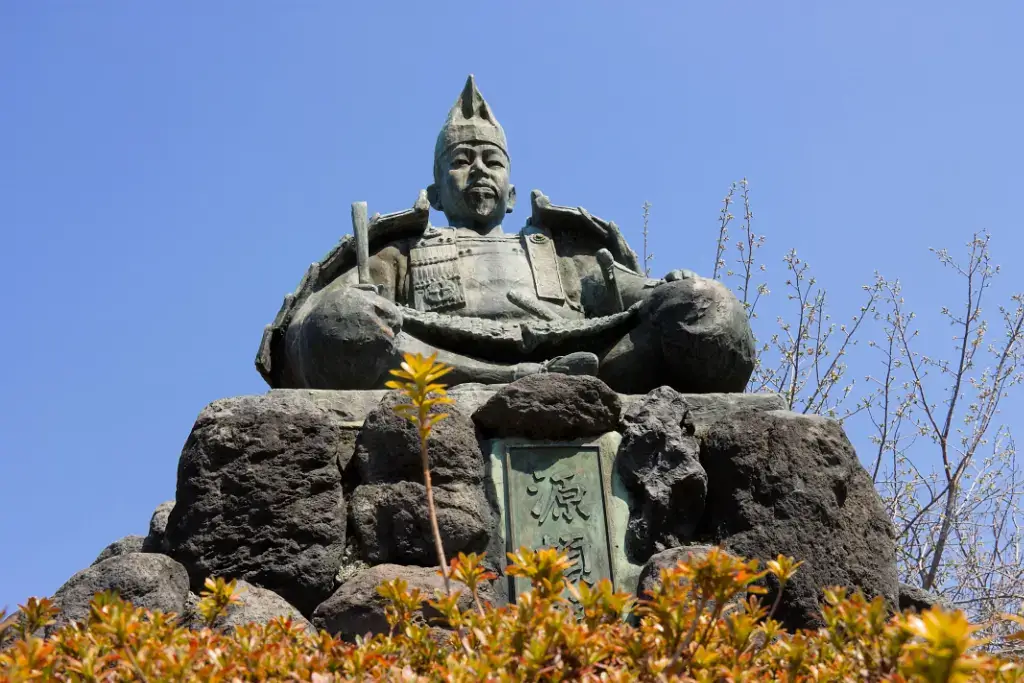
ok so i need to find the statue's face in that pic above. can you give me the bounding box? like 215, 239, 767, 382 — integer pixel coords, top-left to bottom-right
436, 142, 513, 230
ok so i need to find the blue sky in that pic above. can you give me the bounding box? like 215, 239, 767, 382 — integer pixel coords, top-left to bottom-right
2, 3, 1022, 610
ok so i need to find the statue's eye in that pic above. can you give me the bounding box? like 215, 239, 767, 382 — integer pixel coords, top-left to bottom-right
487, 160, 505, 169
452, 157, 470, 168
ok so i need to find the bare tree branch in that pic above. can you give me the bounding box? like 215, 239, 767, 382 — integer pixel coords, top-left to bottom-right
699, 184, 1024, 622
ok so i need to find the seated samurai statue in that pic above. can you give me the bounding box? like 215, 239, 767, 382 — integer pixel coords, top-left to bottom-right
256, 76, 755, 394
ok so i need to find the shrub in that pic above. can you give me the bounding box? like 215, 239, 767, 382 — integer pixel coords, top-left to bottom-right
2, 548, 1022, 681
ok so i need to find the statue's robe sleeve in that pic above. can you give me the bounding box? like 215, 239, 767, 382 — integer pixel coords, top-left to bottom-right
256, 236, 416, 387
551, 231, 661, 318
324, 241, 412, 306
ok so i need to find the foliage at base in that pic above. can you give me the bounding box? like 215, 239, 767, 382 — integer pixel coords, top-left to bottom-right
3, 547, 1022, 681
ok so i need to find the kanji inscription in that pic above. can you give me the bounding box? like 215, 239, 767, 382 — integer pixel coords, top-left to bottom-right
529, 472, 591, 524
542, 534, 592, 585
504, 445, 613, 597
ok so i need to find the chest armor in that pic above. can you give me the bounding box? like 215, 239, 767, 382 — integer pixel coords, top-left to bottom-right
408, 226, 567, 315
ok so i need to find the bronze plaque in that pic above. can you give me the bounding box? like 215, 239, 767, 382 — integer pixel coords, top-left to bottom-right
503, 445, 614, 597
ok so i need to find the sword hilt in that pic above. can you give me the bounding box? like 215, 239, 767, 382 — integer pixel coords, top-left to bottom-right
351, 201, 370, 286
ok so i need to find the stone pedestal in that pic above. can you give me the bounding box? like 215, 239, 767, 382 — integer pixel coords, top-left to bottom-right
45, 374, 901, 637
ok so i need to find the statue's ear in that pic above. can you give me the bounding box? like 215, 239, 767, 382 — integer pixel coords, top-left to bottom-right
506, 185, 517, 213
427, 184, 443, 211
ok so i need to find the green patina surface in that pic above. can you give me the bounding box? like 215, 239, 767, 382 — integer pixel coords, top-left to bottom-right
489, 433, 641, 599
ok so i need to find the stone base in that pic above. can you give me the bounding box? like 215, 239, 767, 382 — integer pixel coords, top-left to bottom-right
46, 375, 899, 636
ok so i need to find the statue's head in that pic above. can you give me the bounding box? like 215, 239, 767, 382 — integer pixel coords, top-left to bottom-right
428, 75, 516, 232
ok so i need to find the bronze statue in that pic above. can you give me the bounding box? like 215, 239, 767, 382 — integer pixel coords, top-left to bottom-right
256, 76, 754, 394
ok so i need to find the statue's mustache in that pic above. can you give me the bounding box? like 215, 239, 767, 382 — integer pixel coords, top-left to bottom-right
466, 181, 497, 195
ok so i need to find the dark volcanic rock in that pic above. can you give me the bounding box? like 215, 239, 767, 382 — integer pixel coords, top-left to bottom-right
472, 374, 621, 440
617, 386, 708, 558
165, 393, 348, 616
182, 580, 313, 633
697, 409, 898, 630
51, 553, 189, 632
312, 564, 495, 640
352, 393, 484, 486
348, 392, 496, 568
92, 535, 145, 565
635, 544, 722, 597
142, 500, 175, 553
620, 392, 787, 434
333, 426, 360, 474
899, 582, 952, 613
349, 481, 492, 566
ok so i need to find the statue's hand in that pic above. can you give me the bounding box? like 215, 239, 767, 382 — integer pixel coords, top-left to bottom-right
544, 352, 600, 377
663, 268, 698, 283
511, 352, 600, 381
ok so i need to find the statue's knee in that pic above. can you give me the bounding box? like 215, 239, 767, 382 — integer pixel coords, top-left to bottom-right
285, 287, 402, 389
648, 278, 755, 391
